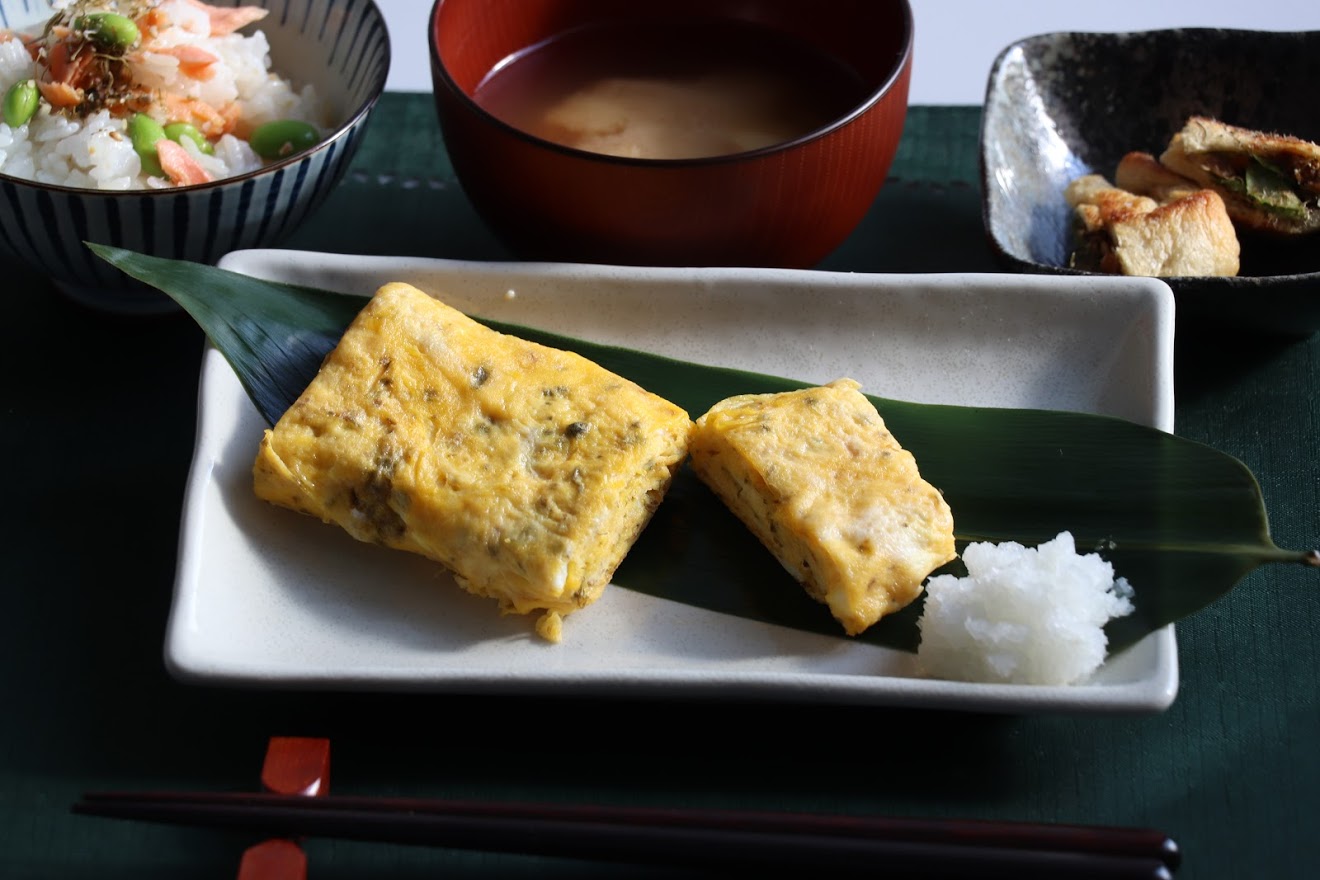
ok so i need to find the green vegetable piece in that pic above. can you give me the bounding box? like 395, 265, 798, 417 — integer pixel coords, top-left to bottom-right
2, 79, 39, 128
128, 113, 167, 178
74, 12, 141, 51
1245, 159, 1306, 221
164, 122, 214, 156
249, 119, 321, 160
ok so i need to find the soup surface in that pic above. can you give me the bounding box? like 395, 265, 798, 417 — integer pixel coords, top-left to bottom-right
472, 20, 867, 160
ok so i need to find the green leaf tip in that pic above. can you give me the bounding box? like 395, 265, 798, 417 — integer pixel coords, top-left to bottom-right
90, 242, 360, 426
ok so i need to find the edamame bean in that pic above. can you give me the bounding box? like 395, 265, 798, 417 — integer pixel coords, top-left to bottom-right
164, 122, 214, 155
73, 12, 141, 51
128, 113, 166, 177
2, 79, 38, 128
249, 119, 321, 160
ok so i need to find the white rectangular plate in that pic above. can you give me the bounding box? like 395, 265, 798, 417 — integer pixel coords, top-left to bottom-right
168, 250, 1180, 713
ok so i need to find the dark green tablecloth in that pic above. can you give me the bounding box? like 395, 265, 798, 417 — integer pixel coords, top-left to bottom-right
1, 94, 1316, 878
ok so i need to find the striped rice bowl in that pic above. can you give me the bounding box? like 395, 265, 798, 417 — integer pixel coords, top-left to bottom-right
0, 0, 388, 312
1, 1, 329, 188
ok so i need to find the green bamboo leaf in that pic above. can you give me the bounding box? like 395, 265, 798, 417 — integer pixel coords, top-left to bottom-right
91, 244, 1318, 655
91, 243, 361, 426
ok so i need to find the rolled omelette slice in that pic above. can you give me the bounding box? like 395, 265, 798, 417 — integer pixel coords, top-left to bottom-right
690, 378, 956, 636
253, 282, 694, 641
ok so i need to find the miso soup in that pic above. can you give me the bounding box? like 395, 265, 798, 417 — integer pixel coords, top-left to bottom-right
473, 20, 868, 160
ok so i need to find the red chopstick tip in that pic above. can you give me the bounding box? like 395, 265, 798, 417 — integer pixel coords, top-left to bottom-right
237, 838, 307, 880
261, 738, 331, 798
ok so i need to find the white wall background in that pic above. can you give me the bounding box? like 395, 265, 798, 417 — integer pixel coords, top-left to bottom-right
379, 1, 1320, 104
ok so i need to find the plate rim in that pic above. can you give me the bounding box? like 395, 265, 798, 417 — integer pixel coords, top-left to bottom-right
165, 249, 1180, 714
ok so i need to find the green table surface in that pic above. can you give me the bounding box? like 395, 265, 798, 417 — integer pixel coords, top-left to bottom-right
1, 93, 1317, 878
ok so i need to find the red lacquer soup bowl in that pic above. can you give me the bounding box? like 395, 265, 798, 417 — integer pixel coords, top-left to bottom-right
429, 0, 913, 268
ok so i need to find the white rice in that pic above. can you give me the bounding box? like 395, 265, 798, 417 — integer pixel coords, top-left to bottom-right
0, 1, 328, 189
915, 531, 1136, 686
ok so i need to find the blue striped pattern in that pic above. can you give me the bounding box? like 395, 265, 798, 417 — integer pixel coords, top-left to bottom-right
0, 0, 42, 30
0, 0, 390, 312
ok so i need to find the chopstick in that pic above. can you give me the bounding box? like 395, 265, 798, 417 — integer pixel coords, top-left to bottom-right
73, 790, 1179, 878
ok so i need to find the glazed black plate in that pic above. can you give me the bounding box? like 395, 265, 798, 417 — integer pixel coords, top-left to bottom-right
980, 28, 1320, 337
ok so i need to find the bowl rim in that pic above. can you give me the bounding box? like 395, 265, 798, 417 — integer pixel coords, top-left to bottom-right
979, 25, 1320, 286
0, 0, 392, 195
427, 0, 913, 168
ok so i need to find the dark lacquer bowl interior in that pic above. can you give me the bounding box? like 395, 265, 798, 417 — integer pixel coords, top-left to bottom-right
429, 0, 912, 269
981, 28, 1320, 336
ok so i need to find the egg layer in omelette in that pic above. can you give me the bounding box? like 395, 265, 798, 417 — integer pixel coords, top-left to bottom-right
690, 379, 956, 636
252, 282, 694, 642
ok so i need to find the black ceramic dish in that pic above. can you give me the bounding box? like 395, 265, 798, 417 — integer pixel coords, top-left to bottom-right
981, 28, 1320, 337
